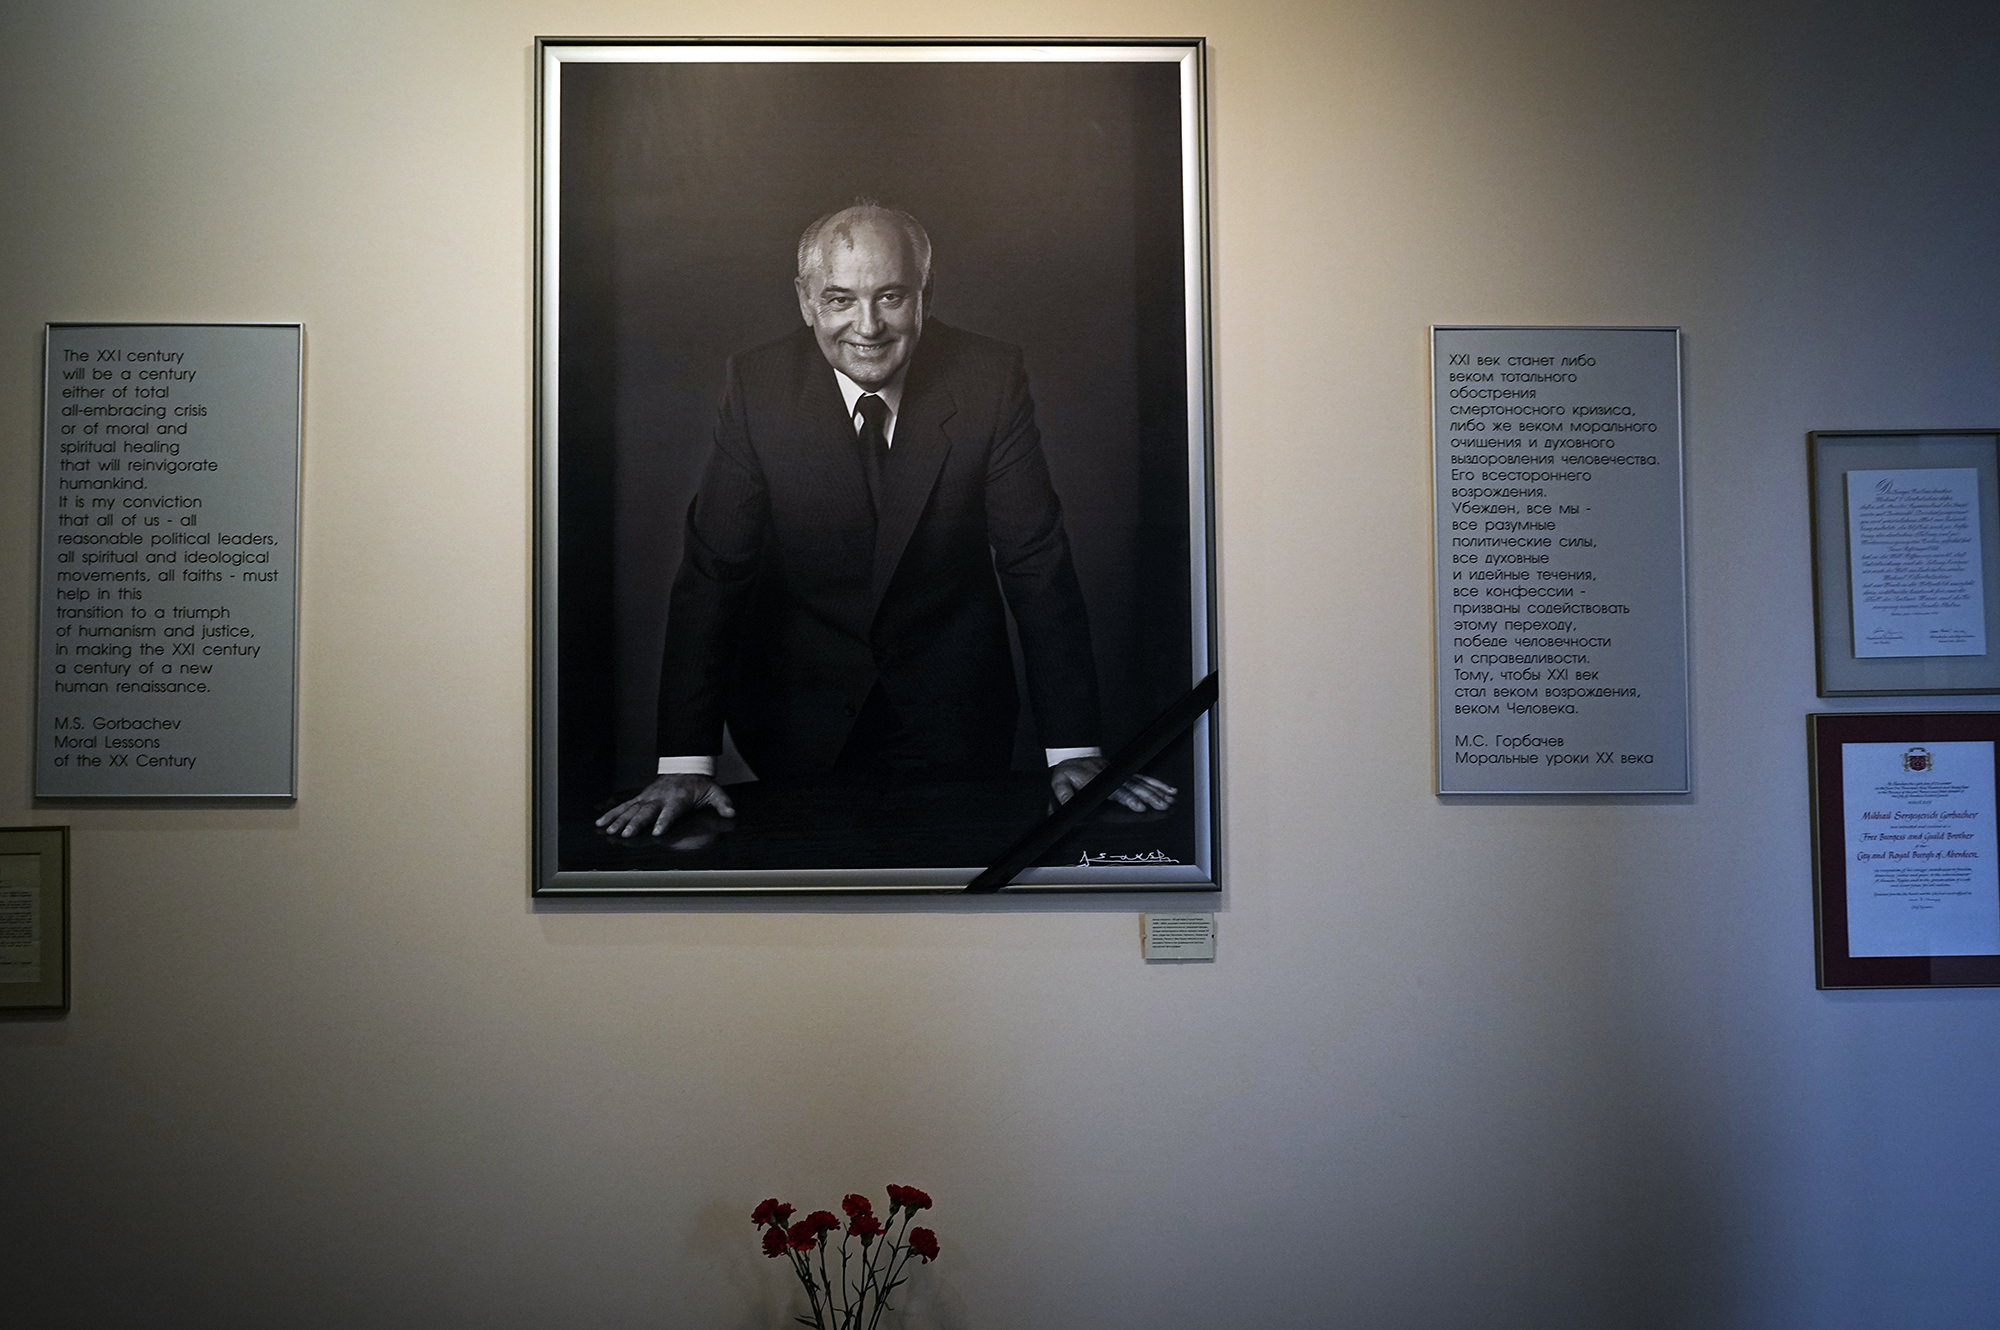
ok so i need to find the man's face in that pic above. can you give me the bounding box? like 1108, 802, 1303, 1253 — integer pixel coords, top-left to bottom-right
795, 219, 926, 390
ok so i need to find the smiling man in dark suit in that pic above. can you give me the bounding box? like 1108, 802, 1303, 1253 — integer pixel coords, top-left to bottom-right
598, 202, 1175, 837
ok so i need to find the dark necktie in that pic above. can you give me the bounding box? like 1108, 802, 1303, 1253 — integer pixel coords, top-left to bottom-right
855, 393, 890, 460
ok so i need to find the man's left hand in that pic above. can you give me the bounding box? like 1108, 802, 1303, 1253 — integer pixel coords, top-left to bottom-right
1049, 756, 1177, 812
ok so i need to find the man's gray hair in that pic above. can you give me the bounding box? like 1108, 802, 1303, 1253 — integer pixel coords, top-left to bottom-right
796, 201, 932, 289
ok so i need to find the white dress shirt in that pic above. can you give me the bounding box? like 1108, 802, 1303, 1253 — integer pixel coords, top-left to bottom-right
834, 368, 904, 446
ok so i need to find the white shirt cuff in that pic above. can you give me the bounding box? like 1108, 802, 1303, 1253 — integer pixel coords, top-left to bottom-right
1045, 747, 1102, 766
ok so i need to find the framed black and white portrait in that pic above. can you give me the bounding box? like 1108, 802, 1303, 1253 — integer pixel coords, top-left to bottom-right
534, 38, 1217, 894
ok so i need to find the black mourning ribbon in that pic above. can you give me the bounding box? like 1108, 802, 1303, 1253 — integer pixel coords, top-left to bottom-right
965, 671, 1219, 892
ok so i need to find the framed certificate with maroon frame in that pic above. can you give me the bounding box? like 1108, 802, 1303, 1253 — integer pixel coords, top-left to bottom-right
1809, 712, 2000, 988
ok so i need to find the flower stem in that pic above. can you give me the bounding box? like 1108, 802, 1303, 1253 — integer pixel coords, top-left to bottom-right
816, 1238, 837, 1329
865, 1212, 915, 1330
791, 1247, 825, 1330
856, 1223, 889, 1325
838, 1230, 857, 1328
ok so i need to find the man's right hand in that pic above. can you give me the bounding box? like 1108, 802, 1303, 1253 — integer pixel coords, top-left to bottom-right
594, 773, 738, 838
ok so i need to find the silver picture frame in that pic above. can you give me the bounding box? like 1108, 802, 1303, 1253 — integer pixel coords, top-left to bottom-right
533, 38, 1218, 895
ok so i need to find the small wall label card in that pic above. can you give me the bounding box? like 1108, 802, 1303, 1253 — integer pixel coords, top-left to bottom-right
37, 324, 301, 797
1808, 431, 2000, 696
1810, 713, 2000, 988
1432, 326, 1689, 794
1141, 912, 1215, 960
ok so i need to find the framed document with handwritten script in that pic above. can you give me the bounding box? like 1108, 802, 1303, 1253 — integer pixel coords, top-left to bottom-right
1809, 430, 2000, 696
533, 39, 1218, 895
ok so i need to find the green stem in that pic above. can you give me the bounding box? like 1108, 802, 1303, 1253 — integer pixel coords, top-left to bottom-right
865, 1212, 916, 1330
853, 1237, 874, 1325
816, 1237, 837, 1330
792, 1246, 826, 1330
838, 1229, 857, 1328
856, 1224, 887, 1325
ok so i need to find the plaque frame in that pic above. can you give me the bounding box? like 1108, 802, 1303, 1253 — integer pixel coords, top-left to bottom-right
1809, 712, 2000, 989
35, 321, 304, 798
0, 826, 70, 1015
532, 38, 1219, 895
1430, 324, 1690, 795
1808, 429, 2000, 697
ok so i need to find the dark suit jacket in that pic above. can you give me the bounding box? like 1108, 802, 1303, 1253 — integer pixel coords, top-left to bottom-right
656, 319, 1102, 779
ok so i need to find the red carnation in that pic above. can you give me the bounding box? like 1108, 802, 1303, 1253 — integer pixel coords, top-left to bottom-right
753, 1187, 941, 1323
887, 1184, 932, 1213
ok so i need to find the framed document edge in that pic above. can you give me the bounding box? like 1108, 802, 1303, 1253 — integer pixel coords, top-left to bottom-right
0, 826, 70, 1014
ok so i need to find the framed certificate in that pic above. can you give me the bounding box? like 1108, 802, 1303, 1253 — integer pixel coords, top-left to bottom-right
1809, 430, 2000, 696
1809, 713, 2000, 988
0, 826, 69, 1014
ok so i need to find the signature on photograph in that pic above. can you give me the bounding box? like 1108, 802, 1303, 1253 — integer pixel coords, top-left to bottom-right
1077, 849, 1180, 867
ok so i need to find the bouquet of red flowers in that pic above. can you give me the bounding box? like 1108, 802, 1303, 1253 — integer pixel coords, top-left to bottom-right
752, 1185, 941, 1329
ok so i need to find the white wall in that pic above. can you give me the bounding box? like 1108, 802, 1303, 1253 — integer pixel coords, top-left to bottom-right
4, 2, 1997, 1326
